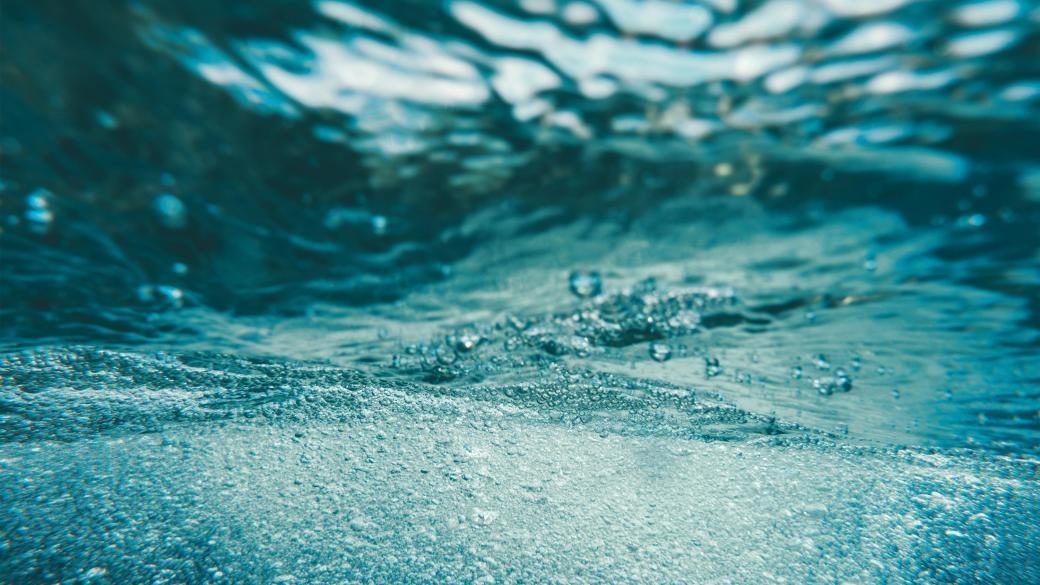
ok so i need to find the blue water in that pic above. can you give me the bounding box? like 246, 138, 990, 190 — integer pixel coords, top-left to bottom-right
2, 0, 1040, 582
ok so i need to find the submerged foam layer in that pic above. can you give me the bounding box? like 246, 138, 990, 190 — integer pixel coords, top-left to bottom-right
0, 347, 792, 444
2, 352, 1038, 583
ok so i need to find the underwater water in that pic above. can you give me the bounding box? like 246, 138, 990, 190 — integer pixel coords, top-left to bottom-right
2, 0, 1040, 582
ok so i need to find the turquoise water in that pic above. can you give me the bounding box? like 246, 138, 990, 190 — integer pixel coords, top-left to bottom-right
2, 0, 1040, 582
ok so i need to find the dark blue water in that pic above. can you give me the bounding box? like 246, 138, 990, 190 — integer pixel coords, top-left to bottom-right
2, 1, 1040, 582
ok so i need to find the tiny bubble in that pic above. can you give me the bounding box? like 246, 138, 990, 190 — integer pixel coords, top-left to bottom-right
569, 270, 602, 298
94, 110, 118, 129
371, 215, 388, 235
649, 342, 672, 362
153, 194, 187, 229
705, 357, 722, 378
453, 331, 481, 353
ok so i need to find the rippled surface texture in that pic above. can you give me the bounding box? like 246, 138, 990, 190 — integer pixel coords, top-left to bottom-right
3, 0, 1040, 583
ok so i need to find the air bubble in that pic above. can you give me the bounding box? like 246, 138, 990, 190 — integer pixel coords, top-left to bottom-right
961, 213, 987, 227
649, 342, 672, 362
94, 110, 118, 129
371, 215, 388, 235
705, 357, 722, 378
25, 189, 54, 234
156, 285, 185, 308
568, 270, 602, 298
833, 369, 852, 392
814, 378, 831, 395
453, 331, 481, 353
153, 193, 187, 229
864, 252, 877, 272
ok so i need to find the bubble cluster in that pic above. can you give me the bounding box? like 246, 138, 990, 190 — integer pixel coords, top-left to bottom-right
649, 341, 672, 362
24, 189, 54, 235
811, 364, 854, 396
397, 277, 747, 383
705, 357, 723, 379
2, 346, 1038, 584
